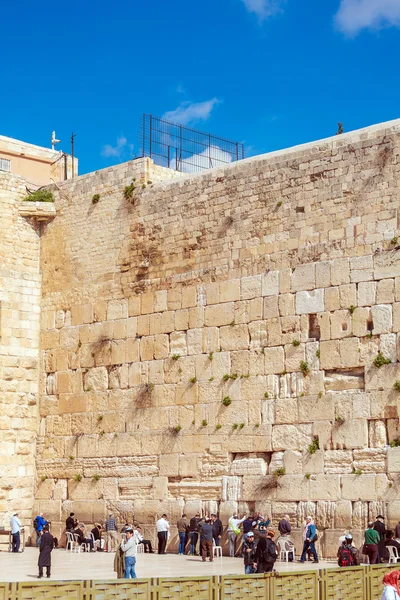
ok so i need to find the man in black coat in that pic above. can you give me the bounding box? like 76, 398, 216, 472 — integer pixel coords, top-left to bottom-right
373, 515, 386, 562
66, 512, 77, 531
38, 524, 54, 578
211, 513, 223, 547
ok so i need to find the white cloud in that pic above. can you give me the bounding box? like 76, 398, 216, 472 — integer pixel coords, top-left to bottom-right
335, 0, 400, 35
101, 136, 128, 158
241, 0, 285, 21
162, 98, 221, 126
179, 146, 233, 173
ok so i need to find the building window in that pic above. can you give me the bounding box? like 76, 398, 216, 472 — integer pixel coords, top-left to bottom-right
0, 158, 11, 172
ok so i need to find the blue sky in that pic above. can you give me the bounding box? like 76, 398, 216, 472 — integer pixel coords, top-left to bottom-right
1, 0, 399, 174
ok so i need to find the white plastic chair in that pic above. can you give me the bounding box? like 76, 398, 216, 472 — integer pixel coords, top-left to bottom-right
137, 542, 144, 553
89, 532, 96, 552
388, 545, 400, 564
72, 533, 82, 553
279, 540, 295, 562
213, 541, 222, 557
66, 531, 74, 552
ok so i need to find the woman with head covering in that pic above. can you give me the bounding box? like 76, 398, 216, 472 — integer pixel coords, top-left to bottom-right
380, 570, 400, 600
300, 516, 319, 564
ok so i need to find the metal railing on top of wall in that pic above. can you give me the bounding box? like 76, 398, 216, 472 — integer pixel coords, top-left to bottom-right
0, 565, 393, 600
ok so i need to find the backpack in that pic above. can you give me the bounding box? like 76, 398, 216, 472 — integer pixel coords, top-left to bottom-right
338, 545, 354, 567
33, 517, 40, 532
264, 539, 278, 562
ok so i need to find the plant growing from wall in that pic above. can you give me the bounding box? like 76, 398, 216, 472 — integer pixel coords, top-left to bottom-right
349, 305, 356, 315
124, 181, 136, 200
92, 474, 101, 482
172, 354, 180, 361
316, 349, 320, 359
74, 474, 82, 482
264, 392, 269, 399
172, 425, 182, 434
239, 423, 245, 429
373, 352, 391, 368
352, 468, 362, 475
300, 361, 310, 376
222, 396, 232, 406
390, 439, 400, 448
305, 473, 311, 480
292, 339, 300, 347
273, 467, 286, 477
255, 423, 260, 428
335, 415, 345, 426
201, 419, 208, 427
189, 377, 197, 384
40, 475, 47, 482
308, 436, 319, 454
394, 381, 400, 392
24, 189, 54, 203
215, 424, 222, 430
92, 194, 100, 204
68, 455, 74, 461
232, 423, 238, 430
208, 352, 213, 361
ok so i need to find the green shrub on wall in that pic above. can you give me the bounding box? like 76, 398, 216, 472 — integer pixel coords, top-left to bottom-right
24, 189, 54, 203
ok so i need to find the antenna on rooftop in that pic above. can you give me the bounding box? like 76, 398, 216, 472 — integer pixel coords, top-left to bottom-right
51, 130, 61, 151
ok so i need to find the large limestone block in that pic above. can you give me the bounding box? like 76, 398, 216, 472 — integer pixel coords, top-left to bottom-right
231, 458, 267, 476
369, 420, 387, 447
309, 475, 340, 501
83, 367, 108, 391
242, 476, 277, 501
387, 447, 400, 472
179, 454, 201, 477
205, 303, 235, 327
272, 424, 312, 451
371, 304, 392, 334
330, 310, 352, 339
169, 331, 187, 357
353, 448, 386, 473
350, 256, 373, 283
107, 299, 128, 320
261, 270, 279, 297
275, 398, 298, 424
335, 501, 352, 528
291, 264, 315, 292
302, 450, 324, 475
220, 325, 249, 351
264, 347, 285, 375
295, 289, 324, 315
240, 275, 261, 300
331, 419, 368, 449
283, 450, 302, 474
187, 328, 202, 355
365, 363, 400, 391
341, 474, 377, 500
339, 284, 356, 309
298, 396, 334, 422
358, 281, 377, 306
274, 475, 309, 501
374, 249, 400, 279
284, 344, 305, 372
319, 340, 340, 369
316, 261, 331, 288
219, 280, 240, 303
331, 258, 350, 286
221, 476, 242, 501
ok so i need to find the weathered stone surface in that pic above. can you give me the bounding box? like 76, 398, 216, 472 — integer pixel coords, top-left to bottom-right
295, 289, 324, 315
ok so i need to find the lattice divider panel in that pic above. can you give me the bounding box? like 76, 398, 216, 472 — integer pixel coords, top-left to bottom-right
321, 566, 366, 600
156, 577, 213, 600
0, 584, 10, 600
272, 570, 319, 600
91, 579, 152, 600
16, 581, 84, 600
369, 565, 395, 600
220, 574, 268, 599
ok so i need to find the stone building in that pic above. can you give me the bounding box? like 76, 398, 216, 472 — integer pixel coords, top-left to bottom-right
1, 119, 400, 557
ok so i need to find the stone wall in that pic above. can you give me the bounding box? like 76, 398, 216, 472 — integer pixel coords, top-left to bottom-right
0, 172, 41, 535
33, 120, 400, 556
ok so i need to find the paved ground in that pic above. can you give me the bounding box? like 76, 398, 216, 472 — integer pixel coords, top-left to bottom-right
0, 548, 338, 581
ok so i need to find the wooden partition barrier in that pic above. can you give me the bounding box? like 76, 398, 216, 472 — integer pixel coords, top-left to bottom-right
0, 565, 395, 600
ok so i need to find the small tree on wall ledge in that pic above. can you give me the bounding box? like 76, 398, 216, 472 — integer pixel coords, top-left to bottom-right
24, 189, 54, 203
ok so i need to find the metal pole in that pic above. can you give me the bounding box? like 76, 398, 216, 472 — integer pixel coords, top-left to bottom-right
236, 142, 239, 162
209, 133, 212, 168
64, 153, 68, 180
149, 115, 152, 159
179, 125, 182, 171
71, 132, 76, 178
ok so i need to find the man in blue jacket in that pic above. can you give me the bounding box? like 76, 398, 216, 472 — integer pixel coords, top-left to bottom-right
34, 513, 48, 547
300, 516, 319, 563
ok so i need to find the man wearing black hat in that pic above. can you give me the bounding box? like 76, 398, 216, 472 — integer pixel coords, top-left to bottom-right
373, 515, 386, 562
38, 524, 54, 578
66, 513, 77, 532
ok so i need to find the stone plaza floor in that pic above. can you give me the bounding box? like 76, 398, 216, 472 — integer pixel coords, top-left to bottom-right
0, 548, 337, 582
